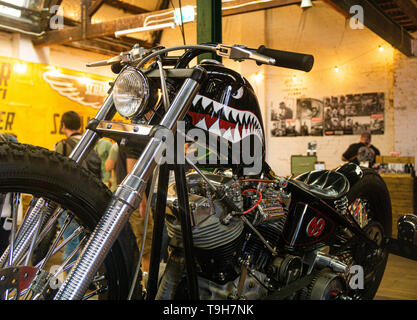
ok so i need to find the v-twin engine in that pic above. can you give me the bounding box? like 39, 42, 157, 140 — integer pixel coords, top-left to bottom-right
157, 171, 289, 300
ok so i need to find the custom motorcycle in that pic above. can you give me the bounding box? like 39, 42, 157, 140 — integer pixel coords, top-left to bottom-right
0, 43, 392, 300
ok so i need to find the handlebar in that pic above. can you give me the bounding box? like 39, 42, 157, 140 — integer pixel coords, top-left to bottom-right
86, 43, 314, 73
216, 44, 314, 72
255, 45, 314, 72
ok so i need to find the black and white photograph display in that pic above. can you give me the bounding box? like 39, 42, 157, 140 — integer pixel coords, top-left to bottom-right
270, 92, 385, 137
323, 92, 385, 136
270, 100, 299, 136
296, 98, 324, 136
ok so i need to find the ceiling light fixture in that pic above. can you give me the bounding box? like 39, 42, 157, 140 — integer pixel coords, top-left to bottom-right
173, 6, 195, 25
300, 0, 313, 9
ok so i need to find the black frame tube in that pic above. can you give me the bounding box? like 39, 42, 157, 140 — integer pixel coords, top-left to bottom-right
146, 165, 170, 300
174, 164, 199, 300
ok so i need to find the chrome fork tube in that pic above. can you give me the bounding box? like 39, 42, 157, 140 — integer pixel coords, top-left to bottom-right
0, 198, 46, 267
54, 66, 206, 300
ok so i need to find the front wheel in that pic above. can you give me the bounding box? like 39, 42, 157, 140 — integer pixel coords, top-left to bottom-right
0, 142, 140, 300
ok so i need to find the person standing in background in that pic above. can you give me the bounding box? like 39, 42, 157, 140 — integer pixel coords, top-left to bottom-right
94, 138, 113, 188
53, 111, 83, 264
105, 142, 124, 192
342, 131, 380, 168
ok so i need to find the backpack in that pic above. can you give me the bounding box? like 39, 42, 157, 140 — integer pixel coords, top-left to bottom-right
63, 137, 102, 180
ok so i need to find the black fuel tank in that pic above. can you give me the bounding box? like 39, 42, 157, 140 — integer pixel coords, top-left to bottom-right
185, 62, 265, 172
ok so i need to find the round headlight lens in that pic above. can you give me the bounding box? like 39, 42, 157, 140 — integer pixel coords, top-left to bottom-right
113, 68, 149, 119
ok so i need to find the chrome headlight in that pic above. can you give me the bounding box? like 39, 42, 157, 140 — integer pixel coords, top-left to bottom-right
113, 67, 150, 119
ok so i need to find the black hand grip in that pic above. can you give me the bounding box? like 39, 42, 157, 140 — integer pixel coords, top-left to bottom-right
257, 45, 314, 72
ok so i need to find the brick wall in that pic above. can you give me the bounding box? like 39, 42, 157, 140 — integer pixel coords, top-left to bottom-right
264, 2, 396, 176
393, 46, 417, 165
160, 2, 402, 177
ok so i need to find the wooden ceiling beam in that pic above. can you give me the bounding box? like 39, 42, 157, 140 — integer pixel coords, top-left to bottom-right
57, 14, 150, 55
391, 0, 417, 26
65, 37, 142, 55
384, 8, 402, 13
103, 0, 149, 14
0, 13, 43, 34
33, 8, 165, 46
88, 0, 105, 17
327, 0, 416, 56
34, 0, 305, 47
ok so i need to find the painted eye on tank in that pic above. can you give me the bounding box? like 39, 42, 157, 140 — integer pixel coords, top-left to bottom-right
232, 87, 244, 99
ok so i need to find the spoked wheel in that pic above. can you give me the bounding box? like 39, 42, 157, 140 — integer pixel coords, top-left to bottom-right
0, 142, 140, 300
331, 168, 392, 300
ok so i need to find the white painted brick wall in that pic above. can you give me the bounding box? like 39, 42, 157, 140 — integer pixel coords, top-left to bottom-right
264, 2, 395, 176
161, 3, 409, 177
393, 48, 417, 165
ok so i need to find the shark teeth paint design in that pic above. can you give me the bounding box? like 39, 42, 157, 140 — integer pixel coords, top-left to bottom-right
209, 118, 221, 136
201, 96, 211, 110
223, 107, 231, 120
189, 94, 264, 143
192, 95, 202, 106
195, 117, 207, 130
223, 127, 233, 141
213, 101, 223, 113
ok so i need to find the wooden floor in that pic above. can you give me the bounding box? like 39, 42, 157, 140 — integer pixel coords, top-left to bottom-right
375, 254, 417, 300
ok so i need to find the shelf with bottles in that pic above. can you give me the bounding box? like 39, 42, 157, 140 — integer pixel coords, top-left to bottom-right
375, 155, 415, 176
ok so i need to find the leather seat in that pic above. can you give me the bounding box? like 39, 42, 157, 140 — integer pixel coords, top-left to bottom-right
292, 170, 350, 200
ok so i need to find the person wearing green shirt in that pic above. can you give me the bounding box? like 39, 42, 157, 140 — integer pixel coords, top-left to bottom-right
105, 142, 119, 192
94, 138, 113, 187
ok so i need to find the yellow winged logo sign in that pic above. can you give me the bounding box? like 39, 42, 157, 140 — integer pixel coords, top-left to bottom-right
43, 69, 111, 109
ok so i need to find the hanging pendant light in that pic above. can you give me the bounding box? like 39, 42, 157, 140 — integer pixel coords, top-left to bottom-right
300, 0, 313, 9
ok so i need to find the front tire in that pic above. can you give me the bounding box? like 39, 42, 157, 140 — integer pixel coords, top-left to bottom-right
0, 142, 140, 300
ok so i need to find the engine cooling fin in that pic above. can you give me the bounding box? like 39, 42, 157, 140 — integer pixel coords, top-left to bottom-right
243, 217, 287, 271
